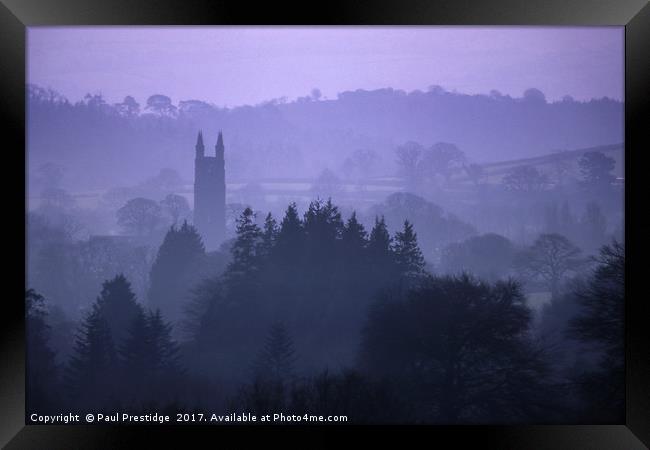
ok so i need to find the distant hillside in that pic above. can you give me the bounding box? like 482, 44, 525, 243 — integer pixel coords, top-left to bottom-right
475, 143, 624, 184
27, 84, 623, 191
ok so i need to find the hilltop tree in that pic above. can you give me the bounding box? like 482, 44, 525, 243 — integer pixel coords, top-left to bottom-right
115, 95, 140, 117
145, 94, 177, 117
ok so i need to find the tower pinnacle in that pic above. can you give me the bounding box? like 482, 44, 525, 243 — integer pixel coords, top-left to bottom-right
195, 130, 205, 158
215, 131, 224, 156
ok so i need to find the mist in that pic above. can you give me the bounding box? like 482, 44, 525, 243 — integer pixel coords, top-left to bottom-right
25, 26, 625, 425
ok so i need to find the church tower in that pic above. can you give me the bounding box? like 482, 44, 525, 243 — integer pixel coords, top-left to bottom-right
193, 130, 226, 250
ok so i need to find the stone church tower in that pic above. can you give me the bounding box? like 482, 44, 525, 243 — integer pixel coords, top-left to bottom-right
193, 130, 226, 250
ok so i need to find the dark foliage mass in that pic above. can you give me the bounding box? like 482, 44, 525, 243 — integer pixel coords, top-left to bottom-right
566, 242, 625, 422
189, 199, 427, 381
25, 193, 625, 423
359, 275, 555, 423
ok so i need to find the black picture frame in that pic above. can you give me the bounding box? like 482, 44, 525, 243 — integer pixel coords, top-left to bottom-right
2, 0, 648, 447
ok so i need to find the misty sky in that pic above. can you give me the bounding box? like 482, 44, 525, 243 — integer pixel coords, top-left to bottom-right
27, 26, 623, 107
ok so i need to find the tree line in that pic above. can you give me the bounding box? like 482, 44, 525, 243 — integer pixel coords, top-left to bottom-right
26, 198, 624, 423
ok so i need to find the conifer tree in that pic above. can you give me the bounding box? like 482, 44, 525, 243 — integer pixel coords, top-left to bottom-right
65, 305, 118, 409
342, 211, 368, 250
567, 241, 624, 421
368, 216, 395, 282
26, 289, 59, 413
258, 212, 278, 260
149, 221, 206, 322
95, 274, 143, 347
253, 322, 297, 383
120, 308, 152, 372
393, 220, 426, 278
368, 216, 392, 256
227, 207, 263, 276
147, 309, 183, 375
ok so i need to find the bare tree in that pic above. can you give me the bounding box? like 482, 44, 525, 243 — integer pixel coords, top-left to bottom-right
516, 233, 584, 299
116, 198, 163, 236
160, 193, 191, 226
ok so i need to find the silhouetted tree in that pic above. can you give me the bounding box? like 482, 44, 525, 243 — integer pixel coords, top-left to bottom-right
258, 212, 278, 261
303, 199, 344, 267
253, 322, 297, 383
227, 207, 263, 277
149, 221, 206, 323
26, 289, 59, 413
274, 202, 303, 264
393, 220, 426, 279
516, 233, 584, 299
120, 307, 184, 407
368, 192, 476, 262
567, 241, 624, 422
147, 309, 183, 376
360, 275, 554, 422
95, 274, 144, 346
119, 308, 153, 402
115, 95, 140, 117
368, 216, 395, 282
342, 211, 368, 262
441, 233, 515, 282
65, 305, 118, 410
145, 94, 177, 117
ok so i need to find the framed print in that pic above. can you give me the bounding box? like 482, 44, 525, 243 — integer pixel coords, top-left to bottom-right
2, 0, 649, 447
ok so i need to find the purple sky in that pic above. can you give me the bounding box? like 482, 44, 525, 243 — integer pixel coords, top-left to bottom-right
27, 26, 623, 107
